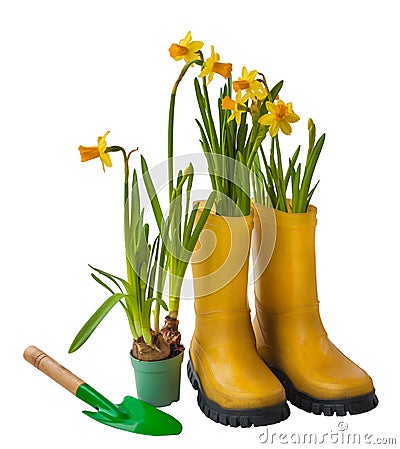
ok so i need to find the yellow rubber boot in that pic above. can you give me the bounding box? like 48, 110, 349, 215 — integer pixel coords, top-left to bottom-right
189, 211, 290, 427
252, 203, 378, 416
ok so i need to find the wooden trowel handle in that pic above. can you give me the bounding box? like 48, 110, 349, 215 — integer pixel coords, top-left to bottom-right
24, 346, 85, 395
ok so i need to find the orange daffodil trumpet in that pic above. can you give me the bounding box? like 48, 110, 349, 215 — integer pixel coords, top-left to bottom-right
168, 33, 232, 85
78, 131, 112, 172
258, 100, 300, 137
169, 31, 204, 63
198, 45, 232, 85
221, 91, 247, 125
233, 67, 267, 102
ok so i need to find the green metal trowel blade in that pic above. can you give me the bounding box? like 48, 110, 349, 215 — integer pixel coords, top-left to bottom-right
77, 384, 182, 436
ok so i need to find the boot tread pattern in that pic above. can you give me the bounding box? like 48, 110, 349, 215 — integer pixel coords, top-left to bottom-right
187, 357, 290, 427
270, 366, 379, 416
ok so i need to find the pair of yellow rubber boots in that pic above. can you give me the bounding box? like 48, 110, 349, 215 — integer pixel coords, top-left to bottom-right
188, 203, 378, 427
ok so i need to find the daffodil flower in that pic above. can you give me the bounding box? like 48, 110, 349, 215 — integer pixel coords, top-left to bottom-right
258, 100, 300, 137
233, 67, 267, 102
169, 31, 203, 63
78, 131, 112, 172
221, 91, 247, 125
198, 45, 232, 85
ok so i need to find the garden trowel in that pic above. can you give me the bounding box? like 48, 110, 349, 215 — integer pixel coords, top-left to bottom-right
23, 346, 182, 436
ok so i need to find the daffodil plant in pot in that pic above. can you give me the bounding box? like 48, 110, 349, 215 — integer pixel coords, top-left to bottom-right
69, 133, 214, 407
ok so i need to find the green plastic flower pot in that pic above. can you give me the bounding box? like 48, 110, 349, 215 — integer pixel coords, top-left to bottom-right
130, 351, 184, 407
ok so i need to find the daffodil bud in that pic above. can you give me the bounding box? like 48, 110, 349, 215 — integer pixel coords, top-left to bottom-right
308, 118, 316, 150
183, 163, 194, 177
250, 101, 260, 122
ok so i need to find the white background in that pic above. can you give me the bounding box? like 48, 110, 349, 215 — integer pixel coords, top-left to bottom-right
1, 0, 399, 447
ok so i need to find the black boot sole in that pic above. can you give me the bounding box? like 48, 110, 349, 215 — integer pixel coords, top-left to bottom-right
269, 366, 378, 416
187, 356, 290, 427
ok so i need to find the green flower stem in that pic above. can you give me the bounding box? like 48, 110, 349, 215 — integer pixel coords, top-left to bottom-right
258, 73, 273, 103
121, 301, 139, 341
168, 93, 176, 201
201, 78, 220, 156
270, 137, 288, 212
123, 156, 134, 293
275, 136, 286, 203
168, 59, 203, 200
121, 151, 143, 339
107, 146, 143, 338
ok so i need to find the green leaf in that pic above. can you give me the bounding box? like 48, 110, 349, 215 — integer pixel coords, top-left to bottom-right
269, 137, 287, 212
291, 163, 301, 213
194, 78, 212, 142
160, 215, 172, 255
298, 133, 325, 211
196, 119, 211, 151
251, 156, 267, 205
120, 301, 138, 340
141, 297, 168, 326
155, 297, 168, 311
182, 205, 197, 249
130, 170, 140, 233
306, 180, 320, 209
247, 125, 268, 169
90, 273, 116, 295
89, 265, 123, 293
237, 119, 248, 156
170, 187, 183, 247
184, 164, 194, 229
285, 145, 301, 189
186, 191, 217, 253
89, 265, 134, 296
176, 169, 183, 192
270, 80, 284, 101
201, 78, 220, 155
196, 120, 218, 191
265, 166, 278, 207
147, 235, 160, 299
141, 155, 165, 232
68, 293, 127, 353
234, 151, 251, 216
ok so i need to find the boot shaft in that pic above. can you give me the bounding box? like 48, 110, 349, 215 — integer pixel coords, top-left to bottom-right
253, 203, 318, 312
191, 211, 255, 346
192, 212, 253, 314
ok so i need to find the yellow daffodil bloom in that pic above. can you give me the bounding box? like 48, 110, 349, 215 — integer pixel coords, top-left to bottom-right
199, 45, 232, 85
221, 91, 247, 125
258, 100, 300, 137
233, 67, 267, 102
169, 31, 203, 63
78, 131, 112, 172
